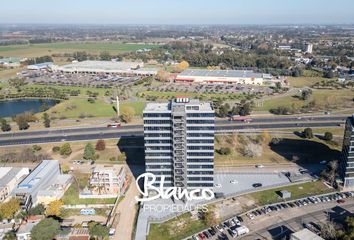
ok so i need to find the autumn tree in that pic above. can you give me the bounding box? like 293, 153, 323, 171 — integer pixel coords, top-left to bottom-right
156, 69, 170, 82
262, 130, 271, 146
120, 106, 135, 123
0, 198, 20, 219
45, 200, 63, 217
175, 60, 190, 72
95, 139, 106, 151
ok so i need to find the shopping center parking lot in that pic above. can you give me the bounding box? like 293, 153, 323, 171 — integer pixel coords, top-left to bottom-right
21, 70, 142, 88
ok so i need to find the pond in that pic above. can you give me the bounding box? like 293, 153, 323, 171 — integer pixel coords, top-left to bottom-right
0, 99, 59, 117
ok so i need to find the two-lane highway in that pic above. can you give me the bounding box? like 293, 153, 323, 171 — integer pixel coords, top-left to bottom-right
0, 115, 347, 146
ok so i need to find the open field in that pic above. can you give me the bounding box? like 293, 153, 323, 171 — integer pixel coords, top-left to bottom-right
215, 133, 341, 166
287, 76, 327, 88
148, 212, 208, 240
256, 89, 354, 111
0, 68, 23, 80
246, 181, 334, 206
0, 42, 159, 58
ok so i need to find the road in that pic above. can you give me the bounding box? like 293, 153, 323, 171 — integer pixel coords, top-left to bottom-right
0, 115, 346, 146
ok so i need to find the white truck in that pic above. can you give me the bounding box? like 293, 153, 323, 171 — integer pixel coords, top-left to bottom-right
235, 226, 249, 236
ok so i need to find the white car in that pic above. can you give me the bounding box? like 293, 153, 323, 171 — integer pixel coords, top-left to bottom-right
230, 180, 238, 184
255, 164, 264, 168
214, 183, 222, 188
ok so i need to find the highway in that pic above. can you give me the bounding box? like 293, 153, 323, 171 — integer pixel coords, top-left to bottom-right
0, 115, 347, 146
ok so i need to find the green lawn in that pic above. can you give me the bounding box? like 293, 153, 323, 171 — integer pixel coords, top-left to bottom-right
24, 84, 111, 97
0, 42, 159, 57
247, 181, 334, 206
46, 98, 116, 118
256, 89, 354, 111
62, 180, 116, 205
148, 212, 208, 240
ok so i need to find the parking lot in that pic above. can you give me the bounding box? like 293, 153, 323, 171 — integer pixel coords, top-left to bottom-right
187, 191, 354, 240
20, 70, 143, 88
148, 82, 274, 95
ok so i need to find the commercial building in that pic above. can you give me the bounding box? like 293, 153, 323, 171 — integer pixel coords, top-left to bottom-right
143, 97, 214, 190
341, 115, 354, 190
0, 167, 29, 202
290, 229, 324, 240
175, 69, 269, 85
305, 43, 313, 54
0, 57, 24, 68
12, 160, 71, 209
51, 60, 157, 76
27, 62, 53, 70
88, 165, 127, 195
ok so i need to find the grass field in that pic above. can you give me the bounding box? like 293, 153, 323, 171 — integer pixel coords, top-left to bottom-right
62, 172, 116, 205
0, 42, 159, 58
148, 212, 208, 240
246, 181, 334, 206
287, 77, 327, 88
256, 89, 354, 111
215, 134, 341, 166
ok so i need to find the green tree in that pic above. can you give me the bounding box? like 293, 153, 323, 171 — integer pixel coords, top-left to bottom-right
31, 218, 60, 240
0, 118, 11, 132
42, 113, 50, 128
303, 128, 314, 139
60, 143, 72, 156
15, 115, 29, 130
3, 231, 16, 240
28, 204, 45, 216
324, 132, 333, 141
88, 222, 109, 240
83, 143, 95, 160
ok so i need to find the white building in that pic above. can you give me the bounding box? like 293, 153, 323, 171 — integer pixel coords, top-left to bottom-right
305, 43, 314, 54
290, 229, 324, 240
0, 167, 29, 202
89, 165, 127, 195
51, 60, 157, 76
176, 69, 267, 85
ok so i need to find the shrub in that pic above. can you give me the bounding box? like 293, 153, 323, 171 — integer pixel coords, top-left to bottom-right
60, 143, 72, 156
217, 147, 231, 155
303, 128, 314, 139
52, 146, 60, 153
32, 145, 42, 152
109, 157, 117, 162
323, 132, 333, 141
95, 139, 106, 151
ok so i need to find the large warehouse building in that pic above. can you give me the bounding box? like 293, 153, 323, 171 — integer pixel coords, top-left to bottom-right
51, 60, 157, 76
175, 69, 271, 85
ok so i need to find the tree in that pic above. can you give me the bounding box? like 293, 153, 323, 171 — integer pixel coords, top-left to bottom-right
156, 69, 170, 82
88, 222, 109, 240
217, 147, 231, 155
324, 132, 333, 141
95, 139, 106, 151
243, 142, 263, 158
99, 51, 111, 61
31, 218, 60, 240
320, 222, 337, 240
303, 128, 314, 139
45, 200, 63, 217
28, 204, 45, 216
120, 106, 135, 123
300, 89, 312, 101
262, 130, 271, 146
118, 152, 127, 162
0, 118, 11, 132
175, 60, 190, 72
327, 160, 338, 186
0, 198, 20, 220
3, 231, 16, 240
83, 143, 95, 160
15, 115, 29, 130
203, 210, 218, 227
60, 143, 72, 156
42, 113, 50, 128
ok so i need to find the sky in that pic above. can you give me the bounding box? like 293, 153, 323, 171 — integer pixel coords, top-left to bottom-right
0, 0, 354, 25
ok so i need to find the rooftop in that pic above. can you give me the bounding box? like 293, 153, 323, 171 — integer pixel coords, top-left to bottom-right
56, 60, 143, 71
291, 228, 324, 240
144, 99, 213, 112
0, 167, 28, 187
177, 69, 263, 78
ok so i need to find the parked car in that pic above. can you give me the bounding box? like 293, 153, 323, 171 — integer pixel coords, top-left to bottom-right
252, 183, 262, 188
